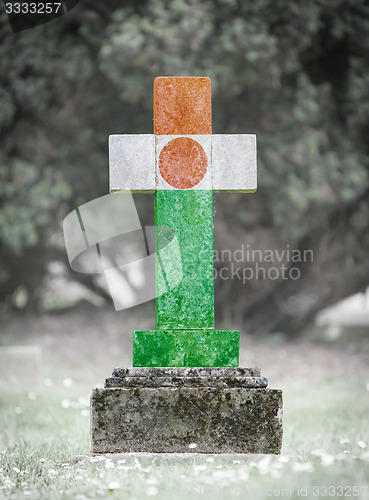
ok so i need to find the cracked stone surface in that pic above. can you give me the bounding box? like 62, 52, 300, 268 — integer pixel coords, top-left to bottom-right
106, 367, 267, 388
91, 385, 283, 454
112, 367, 262, 377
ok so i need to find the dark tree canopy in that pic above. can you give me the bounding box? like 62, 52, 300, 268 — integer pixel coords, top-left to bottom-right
0, 0, 369, 334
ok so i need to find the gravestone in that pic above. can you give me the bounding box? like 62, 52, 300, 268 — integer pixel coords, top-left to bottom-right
91, 77, 283, 453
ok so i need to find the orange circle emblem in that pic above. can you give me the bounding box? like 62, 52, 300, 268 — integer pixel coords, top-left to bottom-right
158, 137, 208, 189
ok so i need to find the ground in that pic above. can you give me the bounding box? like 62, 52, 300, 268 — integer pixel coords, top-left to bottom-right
1, 304, 369, 499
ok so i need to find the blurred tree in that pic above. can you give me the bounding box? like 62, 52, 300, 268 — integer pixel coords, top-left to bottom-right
0, 0, 368, 334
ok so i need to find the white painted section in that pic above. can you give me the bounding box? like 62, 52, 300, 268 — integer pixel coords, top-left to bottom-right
212, 134, 257, 192
109, 133, 257, 192
109, 134, 155, 192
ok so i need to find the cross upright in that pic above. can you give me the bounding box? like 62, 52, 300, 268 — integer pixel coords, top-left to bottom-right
109, 77, 257, 367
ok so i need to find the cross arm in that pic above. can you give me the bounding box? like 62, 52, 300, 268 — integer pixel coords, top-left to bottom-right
109, 134, 257, 193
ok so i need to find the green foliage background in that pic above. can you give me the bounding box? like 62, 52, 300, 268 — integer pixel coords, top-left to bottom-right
0, 0, 369, 333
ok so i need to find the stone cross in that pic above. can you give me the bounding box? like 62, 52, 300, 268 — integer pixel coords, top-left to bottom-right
109, 77, 257, 367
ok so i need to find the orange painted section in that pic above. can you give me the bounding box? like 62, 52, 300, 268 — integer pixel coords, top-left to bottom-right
159, 137, 208, 189
154, 77, 212, 135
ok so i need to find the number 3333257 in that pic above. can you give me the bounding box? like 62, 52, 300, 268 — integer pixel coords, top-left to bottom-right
5, 3, 62, 14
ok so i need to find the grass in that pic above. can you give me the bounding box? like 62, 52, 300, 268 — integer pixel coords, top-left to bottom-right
1, 377, 369, 499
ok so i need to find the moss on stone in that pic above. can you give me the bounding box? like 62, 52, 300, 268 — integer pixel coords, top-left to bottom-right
91, 387, 283, 454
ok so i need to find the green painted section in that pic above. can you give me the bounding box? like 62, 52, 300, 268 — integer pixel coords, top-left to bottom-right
155, 190, 215, 330
133, 330, 239, 367
138, 190, 241, 368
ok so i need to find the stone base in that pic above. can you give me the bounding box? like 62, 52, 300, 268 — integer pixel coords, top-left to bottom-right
91, 368, 283, 454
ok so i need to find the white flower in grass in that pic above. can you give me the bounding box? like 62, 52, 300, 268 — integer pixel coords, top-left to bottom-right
24, 491, 31, 496
206, 457, 214, 463
13, 467, 20, 474
61, 400, 70, 409
272, 461, 283, 470
27, 392, 37, 400
271, 468, 281, 479
108, 482, 121, 491
63, 378, 73, 387
146, 486, 158, 496
358, 440, 367, 449
311, 449, 325, 457
321, 454, 335, 466
212, 469, 227, 479
90, 458, 99, 463
336, 453, 349, 460
146, 477, 158, 485
339, 438, 349, 444
188, 443, 197, 449
104, 462, 114, 469
4, 477, 14, 487
48, 469, 58, 477
256, 455, 272, 474
193, 464, 207, 472
81, 410, 89, 417
201, 475, 213, 485
78, 396, 89, 407
292, 462, 314, 472
15, 407, 22, 414
238, 468, 249, 481
116, 459, 126, 464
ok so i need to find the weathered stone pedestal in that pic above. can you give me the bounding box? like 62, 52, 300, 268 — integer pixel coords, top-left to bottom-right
91, 367, 283, 454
